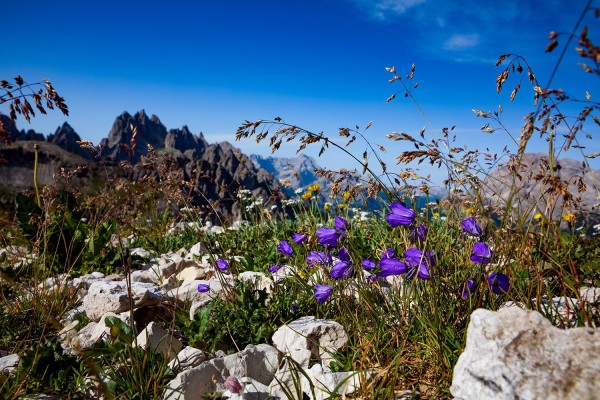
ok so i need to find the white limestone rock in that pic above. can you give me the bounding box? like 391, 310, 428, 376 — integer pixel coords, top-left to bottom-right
163, 358, 227, 400
176, 265, 207, 283
75, 312, 130, 350
130, 269, 156, 283
0, 353, 19, 373
451, 307, 600, 400
163, 344, 280, 400
130, 247, 152, 260
189, 242, 205, 257
237, 271, 273, 294
83, 281, 169, 321
270, 264, 296, 283
135, 322, 182, 361
168, 346, 209, 371
169, 279, 222, 303
222, 344, 280, 386
271, 316, 348, 371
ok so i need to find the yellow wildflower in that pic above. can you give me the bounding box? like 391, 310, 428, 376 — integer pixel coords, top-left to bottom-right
533, 213, 543, 220
338, 203, 347, 209
301, 192, 312, 200
342, 191, 352, 203
324, 203, 330, 211
465, 206, 476, 214
308, 184, 320, 192
562, 213, 576, 223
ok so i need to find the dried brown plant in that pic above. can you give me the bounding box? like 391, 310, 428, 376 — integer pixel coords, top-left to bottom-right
0, 76, 69, 144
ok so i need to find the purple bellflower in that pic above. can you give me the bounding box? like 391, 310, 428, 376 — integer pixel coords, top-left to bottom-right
385, 202, 416, 227
197, 283, 210, 293
461, 217, 483, 236
316, 227, 340, 247
379, 257, 407, 277
331, 247, 352, 279
216, 259, 229, 272
405, 247, 435, 280
381, 248, 396, 259
307, 251, 333, 267
268, 264, 282, 273
470, 242, 492, 264
461, 278, 477, 298
277, 240, 294, 256
292, 233, 307, 244
362, 258, 376, 270
488, 272, 510, 294
411, 224, 428, 242
330, 261, 352, 279
334, 217, 349, 232
314, 284, 333, 303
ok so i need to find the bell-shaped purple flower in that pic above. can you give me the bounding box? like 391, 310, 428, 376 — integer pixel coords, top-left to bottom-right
405, 247, 435, 280
385, 202, 416, 227
362, 258, 376, 270
461, 278, 477, 298
381, 248, 396, 259
197, 283, 210, 293
330, 261, 352, 279
379, 257, 407, 277
216, 259, 229, 272
307, 251, 333, 267
316, 227, 340, 247
470, 242, 492, 264
488, 272, 510, 294
337, 247, 351, 262
277, 240, 294, 256
268, 264, 282, 273
461, 217, 482, 236
411, 224, 428, 242
314, 284, 333, 303
334, 216, 349, 232
292, 233, 307, 244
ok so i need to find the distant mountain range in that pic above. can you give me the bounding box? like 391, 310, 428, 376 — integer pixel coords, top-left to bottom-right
2, 112, 598, 230
0, 110, 326, 221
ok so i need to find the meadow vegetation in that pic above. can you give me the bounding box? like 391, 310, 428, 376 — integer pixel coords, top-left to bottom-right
0, 4, 599, 399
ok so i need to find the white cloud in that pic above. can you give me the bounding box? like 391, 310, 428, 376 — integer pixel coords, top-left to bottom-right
351, 0, 427, 20
443, 33, 480, 51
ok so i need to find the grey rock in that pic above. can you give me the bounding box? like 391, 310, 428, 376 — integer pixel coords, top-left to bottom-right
75, 312, 130, 350
237, 271, 273, 294
135, 322, 182, 361
451, 307, 600, 400
163, 344, 280, 400
47, 122, 94, 160
163, 358, 227, 400
168, 346, 209, 371
222, 344, 280, 386
83, 281, 169, 321
0, 353, 19, 373
271, 316, 348, 371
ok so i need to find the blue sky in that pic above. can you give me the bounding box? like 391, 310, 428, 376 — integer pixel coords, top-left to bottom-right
3, 0, 599, 184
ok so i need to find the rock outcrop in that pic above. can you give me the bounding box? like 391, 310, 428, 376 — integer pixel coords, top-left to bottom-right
47, 122, 94, 160
451, 307, 600, 400
0, 110, 284, 220
100, 110, 168, 162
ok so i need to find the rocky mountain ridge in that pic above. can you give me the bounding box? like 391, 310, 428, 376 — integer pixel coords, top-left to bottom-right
0, 111, 288, 221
